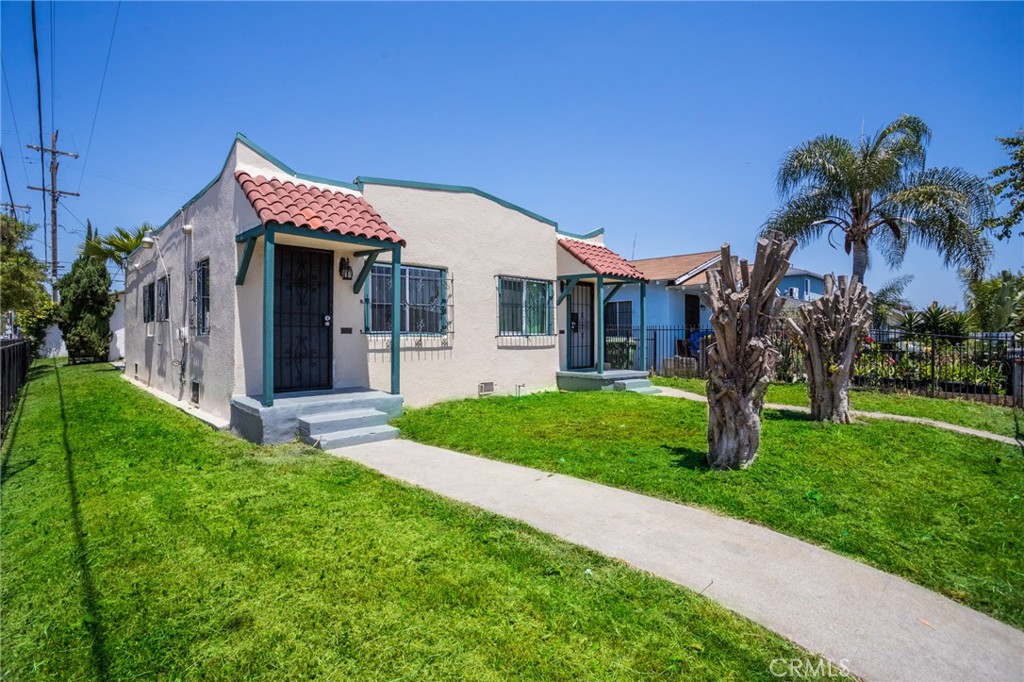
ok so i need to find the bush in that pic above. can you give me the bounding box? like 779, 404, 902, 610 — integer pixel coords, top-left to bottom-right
56, 247, 114, 363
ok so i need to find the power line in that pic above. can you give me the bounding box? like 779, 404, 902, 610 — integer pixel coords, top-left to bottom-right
49, 0, 55, 132
60, 201, 87, 228
30, 0, 48, 275
77, 0, 121, 194
1, 63, 29, 185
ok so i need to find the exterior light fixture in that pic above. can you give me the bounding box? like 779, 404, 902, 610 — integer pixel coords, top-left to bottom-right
339, 257, 354, 280
141, 229, 156, 249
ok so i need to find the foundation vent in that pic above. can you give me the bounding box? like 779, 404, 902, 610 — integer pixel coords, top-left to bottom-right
190, 381, 200, 405
478, 381, 495, 397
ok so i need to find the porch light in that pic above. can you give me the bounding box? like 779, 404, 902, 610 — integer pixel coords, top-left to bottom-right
339, 257, 354, 281
141, 229, 156, 249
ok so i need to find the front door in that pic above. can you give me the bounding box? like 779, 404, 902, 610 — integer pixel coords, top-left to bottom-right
274, 245, 333, 392
569, 281, 594, 369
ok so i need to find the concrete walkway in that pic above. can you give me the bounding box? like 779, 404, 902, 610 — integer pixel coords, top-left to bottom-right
656, 386, 1021, 447
336, 439, 1024, 682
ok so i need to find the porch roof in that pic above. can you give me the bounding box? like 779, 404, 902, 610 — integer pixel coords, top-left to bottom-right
236, 171, 406, 246
558, 238, 646, 281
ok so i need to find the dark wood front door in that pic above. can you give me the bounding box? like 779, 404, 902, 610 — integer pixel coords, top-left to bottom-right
569, 282, 594, 369
274, 245, 333, 392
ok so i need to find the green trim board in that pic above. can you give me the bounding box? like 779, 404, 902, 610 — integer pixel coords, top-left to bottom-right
268, 223, 400, 249
556, 227, 605, 239
559, 273, 645, 284
235, 225, 265, 243
595, 275, 605, 375
262, 229, 275, 407
236, 237, 257, 286
352, 251, 379, 295
603, 283, 624, 304
355, 176, 559, 228
556, 275, 585, 305
390, 246, 401, 395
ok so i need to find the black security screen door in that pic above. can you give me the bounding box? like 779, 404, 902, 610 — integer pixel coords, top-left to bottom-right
569, 282, 594, 369
274, 245, 333, 392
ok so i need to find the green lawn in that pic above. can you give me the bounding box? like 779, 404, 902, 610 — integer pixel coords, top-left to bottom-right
0, 361, 826, 681
652, 376, 1022, 439
397, 391, 1024, 630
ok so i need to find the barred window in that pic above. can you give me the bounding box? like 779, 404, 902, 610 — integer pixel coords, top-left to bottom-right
195, 259, 211, 336
498, 276, 552, 336
604, 300, 632, 336
367, 263, 446, 334
156, 276, 170, 321
142, 282, 155, 323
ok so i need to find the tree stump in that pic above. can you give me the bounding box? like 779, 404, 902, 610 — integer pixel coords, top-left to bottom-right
785, 274, 872, 423
700, 234, 796, 469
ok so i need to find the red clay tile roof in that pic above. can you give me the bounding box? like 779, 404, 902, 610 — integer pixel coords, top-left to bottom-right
235, 171, 405, 246
559, 238, 646, 280
629, 250, 721, 282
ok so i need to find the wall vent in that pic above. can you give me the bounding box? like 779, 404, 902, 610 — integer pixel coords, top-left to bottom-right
190, 381, 200, 405
478, 381, 495, 397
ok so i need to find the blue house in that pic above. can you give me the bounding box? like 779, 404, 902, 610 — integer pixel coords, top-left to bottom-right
604, 251, 825, 364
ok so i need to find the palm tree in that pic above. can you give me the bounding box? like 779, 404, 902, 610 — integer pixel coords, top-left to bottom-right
85, 223, 150, 279
871, 274, 914, 328
763, 115, 994, 284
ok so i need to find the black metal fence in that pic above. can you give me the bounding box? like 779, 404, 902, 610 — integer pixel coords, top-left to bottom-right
604, 324, 1024, 407
2, 339, 32, 431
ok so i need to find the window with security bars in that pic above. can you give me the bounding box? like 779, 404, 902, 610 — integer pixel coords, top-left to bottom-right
367, 264, 447, 334
156, 276, 170, 321
498, 276, 553, 336
142, 282, 155, 322
604, 300, 632, 336
195, 259, 211, 336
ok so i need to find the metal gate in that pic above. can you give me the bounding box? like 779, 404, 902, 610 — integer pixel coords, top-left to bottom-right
274, 245, 333, 392
569, 282, 594, 369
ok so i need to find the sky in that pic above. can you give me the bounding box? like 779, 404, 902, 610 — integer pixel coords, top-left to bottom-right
1, 1, 1021, 306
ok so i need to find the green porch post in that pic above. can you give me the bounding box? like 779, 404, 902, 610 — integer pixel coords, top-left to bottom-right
390, 246, 402, 395
596, 275, 604, 374
565, 281, 572, 370
262, 229, 275, 407
639, 281, 648, 371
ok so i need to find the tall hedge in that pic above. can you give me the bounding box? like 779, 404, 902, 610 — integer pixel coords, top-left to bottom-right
57, 231, 114, 363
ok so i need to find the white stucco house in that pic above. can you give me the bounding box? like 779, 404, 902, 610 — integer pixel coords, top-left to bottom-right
123, 134, 651, 447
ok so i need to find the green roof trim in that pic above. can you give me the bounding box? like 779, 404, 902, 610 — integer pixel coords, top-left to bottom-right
128, 133, 364, 259
354, 176, 559, 228
556, 227, 605, 239
235, 133, 360, 191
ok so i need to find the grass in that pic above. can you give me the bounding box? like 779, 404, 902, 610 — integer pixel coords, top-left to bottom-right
0, 361, 828, 681
397, 391, 1024, 629
652, 376, 1022, 439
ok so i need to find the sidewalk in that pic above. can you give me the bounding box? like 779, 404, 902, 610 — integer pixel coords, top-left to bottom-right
656, 386, 1020, 446
336, 439, 1024, 682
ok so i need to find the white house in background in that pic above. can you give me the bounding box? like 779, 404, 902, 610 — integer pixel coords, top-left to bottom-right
123, 134, 650, 448
108, 292, 125, 361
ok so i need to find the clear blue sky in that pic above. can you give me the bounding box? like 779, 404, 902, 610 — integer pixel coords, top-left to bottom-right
2, 1, 1021, 305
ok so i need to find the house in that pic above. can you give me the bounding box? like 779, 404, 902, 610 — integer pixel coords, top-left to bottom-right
123, 134, 650, 447
602, 251, 826, 371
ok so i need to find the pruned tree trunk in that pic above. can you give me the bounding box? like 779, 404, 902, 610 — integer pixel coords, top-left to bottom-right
786, 274, 872, 423
700, 234, 796, 469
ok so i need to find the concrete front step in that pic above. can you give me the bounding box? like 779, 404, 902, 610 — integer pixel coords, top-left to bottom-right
298, 408, 390, 437
612, 379, 661, 395
303, 424, 400, 450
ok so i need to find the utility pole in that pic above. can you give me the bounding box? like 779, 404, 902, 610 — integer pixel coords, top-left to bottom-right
1, 203, 31, 218
28, 131, 79, 301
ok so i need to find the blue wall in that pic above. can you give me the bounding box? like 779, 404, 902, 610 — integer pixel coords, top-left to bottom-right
778, 273, 825, 301
606, 282, 703, 327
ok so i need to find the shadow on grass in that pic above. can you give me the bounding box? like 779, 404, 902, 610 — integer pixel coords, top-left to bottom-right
1, 381, 35, 487
763, 409, 815, 422
663, 445, 710, 470
54, 360, 110, 681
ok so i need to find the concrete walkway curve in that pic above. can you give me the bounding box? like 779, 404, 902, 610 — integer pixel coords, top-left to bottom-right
656, 386, 1021, 447
336, 439, 1024, 682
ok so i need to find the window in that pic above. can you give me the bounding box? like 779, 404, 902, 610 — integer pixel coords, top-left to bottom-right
195, 259, 210, 336
156, 276, 169, 321
604, 300, 632, 336
498, 276, 552, 336
142, 282, 155, 323
366, 263, 446, 334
